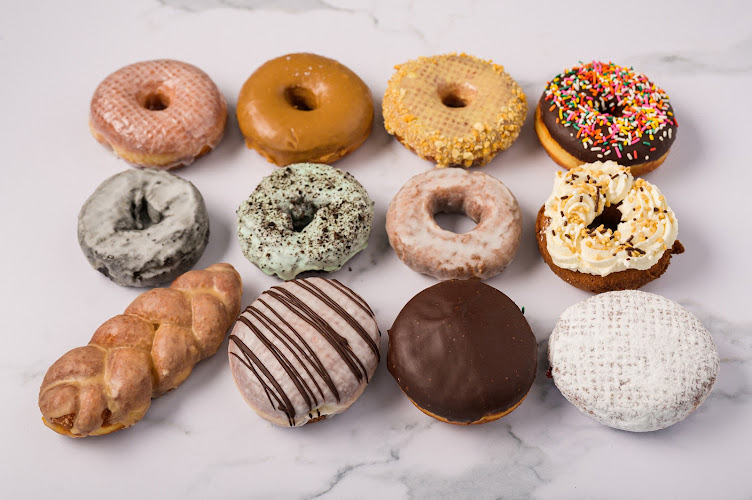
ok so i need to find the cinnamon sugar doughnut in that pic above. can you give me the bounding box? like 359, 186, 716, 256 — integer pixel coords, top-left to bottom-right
382, 53, 527, 168
89, 59, 227, 169
386, 168, 521, 280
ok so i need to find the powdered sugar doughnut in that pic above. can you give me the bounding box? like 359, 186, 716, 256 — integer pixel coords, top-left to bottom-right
228, 278, 380, 427
548, 290, 719, 432
386, 168, 521, 280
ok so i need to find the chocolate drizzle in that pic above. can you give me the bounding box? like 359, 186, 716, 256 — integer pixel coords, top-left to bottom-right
229, 278, 379, 426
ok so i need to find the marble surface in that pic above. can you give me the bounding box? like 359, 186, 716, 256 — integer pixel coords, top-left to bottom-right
2, 0, 751, 498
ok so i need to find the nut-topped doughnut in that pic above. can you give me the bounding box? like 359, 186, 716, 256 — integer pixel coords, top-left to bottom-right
237, 163, 374, 280
536, 61, 678, 176
536, 161, 684, 292
386, 168, 521, 280
89, 59, 227, 169
383, 53, 527, 168
237, 53, 374, 166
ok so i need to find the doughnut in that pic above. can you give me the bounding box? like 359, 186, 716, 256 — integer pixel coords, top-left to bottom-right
89, 59, 227, 169
78, 169, 209, 287
236, 53, 373, 166
388, 280, 536, 424
386, 168, 521, 280
228, 277, 380, 427
548, 290, 719, 432
382, 53, 527, 168
536, 160, 683, 293
535, 61, 678, 176
237, 163, 374, 280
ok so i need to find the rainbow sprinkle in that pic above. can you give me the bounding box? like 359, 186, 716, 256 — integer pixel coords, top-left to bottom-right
543, 61, 677, 163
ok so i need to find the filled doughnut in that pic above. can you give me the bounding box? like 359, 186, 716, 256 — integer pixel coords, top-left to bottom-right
535, 61, 678, 176
237, 53, 373, 166
89, 59, 227, 169
536, 160, 683, 293
548, 290, 719, 432
228, 277, 380, 427
237, 163, 374, 280
78, 169, 209, 287
382, 53, 527, 168
386, 168, 521, 280
388, 279, 537, 425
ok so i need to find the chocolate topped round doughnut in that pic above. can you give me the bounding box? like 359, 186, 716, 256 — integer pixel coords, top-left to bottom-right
536, 61, 678, 176
388, 280, 537, 424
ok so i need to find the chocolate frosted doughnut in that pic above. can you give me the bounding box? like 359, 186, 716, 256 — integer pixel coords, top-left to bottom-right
228, 277, 380, 427
78, 169, 209, 287
237, 163, 374, 280
388, 280, 537, 424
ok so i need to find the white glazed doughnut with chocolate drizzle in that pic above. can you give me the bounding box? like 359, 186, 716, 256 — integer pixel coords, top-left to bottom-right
228, 277, 380, 427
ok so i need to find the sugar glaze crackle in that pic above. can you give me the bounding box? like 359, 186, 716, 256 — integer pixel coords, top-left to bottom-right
228, 278, 380, 427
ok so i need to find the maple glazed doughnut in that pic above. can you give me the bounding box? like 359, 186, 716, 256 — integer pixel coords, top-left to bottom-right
89, 59, 227, 169
237, 53, 374, 166
536, 161, 684, 293
536, 61, 678, 176
386, 168, 521, 280
382, 53, 527, 168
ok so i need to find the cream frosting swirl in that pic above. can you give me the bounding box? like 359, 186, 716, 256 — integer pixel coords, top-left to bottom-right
543, 161, 678, 276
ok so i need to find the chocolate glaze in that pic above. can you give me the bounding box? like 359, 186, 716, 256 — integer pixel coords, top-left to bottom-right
387, 280, 536, 423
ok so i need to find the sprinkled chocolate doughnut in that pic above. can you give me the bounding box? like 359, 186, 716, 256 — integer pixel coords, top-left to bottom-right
78, 169, 209, 287
386, 168, 521, 280
383, 53, 527, 168
535, 61, 678, 176
237, 163, 374, 280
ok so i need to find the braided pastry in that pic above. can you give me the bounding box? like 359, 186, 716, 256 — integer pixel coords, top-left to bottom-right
38, 263, 242, 437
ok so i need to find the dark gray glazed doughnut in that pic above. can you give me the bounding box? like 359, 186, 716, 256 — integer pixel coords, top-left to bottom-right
78, 169, 209, 287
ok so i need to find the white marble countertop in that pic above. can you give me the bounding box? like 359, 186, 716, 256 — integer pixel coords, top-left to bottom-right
3, 0, 751, 498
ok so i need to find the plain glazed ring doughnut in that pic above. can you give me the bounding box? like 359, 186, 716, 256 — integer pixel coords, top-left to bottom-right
382, 53, 527, 168
386, 168, 521, 280
236, 53, 374, 166
228, 277, 380, 427
535, 61, 678, 176
536, 160, 684, 293
237, 163, 374, 280
549, 290, 719, 432
89, 59, 227, 169
78, 169, 209, 287
388, 279, 537, 424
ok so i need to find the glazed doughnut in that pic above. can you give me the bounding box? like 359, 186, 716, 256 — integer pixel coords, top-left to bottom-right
78, 169, 209, 287
89, 60, 227, 169
535, 61, 678, 176
237, 163, 374, 280
548, 290, 719, 432
386, 168, 521, 280
388, 279, 537, 425
237, 53, 373, 166
382, 53, 527, 168
536, 161, 683, 293
228, 277, 380, 427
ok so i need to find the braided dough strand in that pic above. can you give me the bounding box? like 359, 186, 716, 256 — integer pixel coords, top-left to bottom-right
38, 263, 242, 437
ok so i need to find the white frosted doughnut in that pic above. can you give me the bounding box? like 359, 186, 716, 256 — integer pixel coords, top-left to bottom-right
548, 290, 719, 432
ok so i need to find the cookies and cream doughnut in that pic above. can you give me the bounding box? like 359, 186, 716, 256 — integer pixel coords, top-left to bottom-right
89, 59, 227, 169
388, 280, 537, 424
228, 278, 380, 427
536, 161, 683, 292
536, 61, 677, 176
78, 169, 209, 287
237, 53, 373, 166
548, 290, 719, 432
386, 168, 521, 280
383, 53, 527, 168
237, 163, 374, 280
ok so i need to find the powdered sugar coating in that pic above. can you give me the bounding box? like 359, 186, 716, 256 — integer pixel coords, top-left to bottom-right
548, 290, 719, 432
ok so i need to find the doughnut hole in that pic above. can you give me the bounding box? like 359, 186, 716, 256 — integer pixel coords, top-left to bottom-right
431, 188, 480, 234
142, 91, 170, 111
437, 82, 478, 108
287, 197, 318, 231
284, 86, 317, 111
588, 203, 622, 233
115, 194, 163, 231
